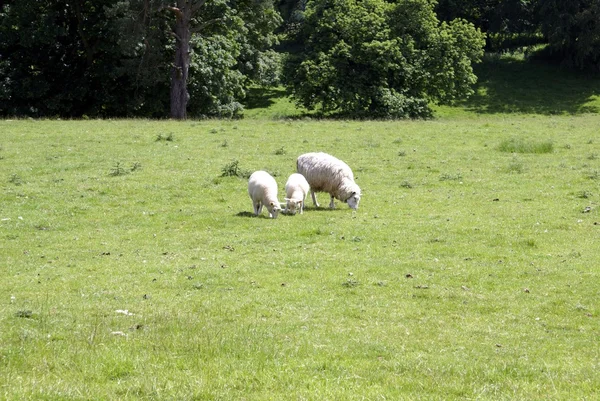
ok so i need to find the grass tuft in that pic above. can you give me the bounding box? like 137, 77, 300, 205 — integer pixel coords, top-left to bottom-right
8, 173, 22, 185
506, 157, 525, 173
155, 132, 174, 142
498, 137, 554, 154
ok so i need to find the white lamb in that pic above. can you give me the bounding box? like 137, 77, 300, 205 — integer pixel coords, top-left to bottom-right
284, 173, 310, 215
296, 152, 361, 210
247, 170, 282, 218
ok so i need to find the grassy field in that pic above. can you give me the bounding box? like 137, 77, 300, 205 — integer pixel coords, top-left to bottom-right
2, 54, 600, 400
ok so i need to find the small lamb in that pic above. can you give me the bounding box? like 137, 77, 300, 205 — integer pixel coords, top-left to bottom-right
284, 173, 310, 215
248, 170, 282, 218
296, 152, 361, 210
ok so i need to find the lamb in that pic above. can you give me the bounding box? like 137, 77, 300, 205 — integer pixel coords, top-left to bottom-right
284, 173, 310, 215
296, 152, 361, 210
247, 170, 282, 218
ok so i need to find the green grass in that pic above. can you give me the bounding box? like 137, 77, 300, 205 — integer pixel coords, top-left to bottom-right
2, 53, 600, 399
1, 114, 599, 400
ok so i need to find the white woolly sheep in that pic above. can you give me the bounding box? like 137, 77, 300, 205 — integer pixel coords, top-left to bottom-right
284, 173, 310, 215
247, 170, 282, 218
296, 152, 361, 210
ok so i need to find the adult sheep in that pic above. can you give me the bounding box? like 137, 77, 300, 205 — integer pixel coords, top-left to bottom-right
296, 152, 361, 210
247, 171, 282, 218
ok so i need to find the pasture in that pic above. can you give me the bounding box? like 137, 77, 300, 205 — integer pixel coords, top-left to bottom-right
1, 113, 599, 399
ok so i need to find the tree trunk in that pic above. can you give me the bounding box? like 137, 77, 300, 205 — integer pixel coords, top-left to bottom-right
169, 2, 192, 119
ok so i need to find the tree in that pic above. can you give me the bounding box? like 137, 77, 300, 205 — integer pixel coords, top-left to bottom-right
164, 1, 203, 119
154, 0, 282, 119
538, 0, 600, 70
283, 0, 485, 118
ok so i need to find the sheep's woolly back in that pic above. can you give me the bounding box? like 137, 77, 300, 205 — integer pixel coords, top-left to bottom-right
248, 171, 280, 212
297, 152, 360, 202
285, 173, 310, 200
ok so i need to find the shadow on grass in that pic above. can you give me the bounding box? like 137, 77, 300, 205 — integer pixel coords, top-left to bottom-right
236, 211, 256, 218
244, 87, 289, 110
461, 54, 600, 115
236, 208, 349, 217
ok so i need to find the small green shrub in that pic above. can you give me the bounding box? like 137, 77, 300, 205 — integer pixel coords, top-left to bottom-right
8, 173, 22, 185
109, 162, 141, 176
109, 162, 128, 176
220, 160, 250, 178
439, 172, 463, 181
156, 133, 174, 142
577, 190, 592, 199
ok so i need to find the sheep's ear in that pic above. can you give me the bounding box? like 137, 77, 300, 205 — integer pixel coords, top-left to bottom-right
284, 198, 290, 201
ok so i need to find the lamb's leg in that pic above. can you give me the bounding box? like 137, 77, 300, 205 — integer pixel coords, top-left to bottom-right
311, 190, 320, 207
329, 195, 335, 209
253, 201, 261, 216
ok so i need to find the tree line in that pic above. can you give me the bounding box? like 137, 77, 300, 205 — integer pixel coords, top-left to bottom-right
1, 0, 598, 119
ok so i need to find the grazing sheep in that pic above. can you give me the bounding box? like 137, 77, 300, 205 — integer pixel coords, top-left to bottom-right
284, 173, 310, 215
296, 152, 361, 210
247, 171, 282, 218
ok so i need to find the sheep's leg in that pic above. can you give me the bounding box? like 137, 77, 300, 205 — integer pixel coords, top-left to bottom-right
311, 190, 320, 207
253, 201, 264, 216
253, 202, 259, 215
329, 195, 336, 209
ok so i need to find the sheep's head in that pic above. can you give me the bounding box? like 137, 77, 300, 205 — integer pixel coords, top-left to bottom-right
346, 187, 361, 210
268, 202, 282, 218
285, 198, 302, 214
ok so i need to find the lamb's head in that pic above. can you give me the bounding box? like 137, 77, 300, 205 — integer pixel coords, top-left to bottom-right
345, 183, 361, 210
285, 198, 303, 215
268, 202, 282, 218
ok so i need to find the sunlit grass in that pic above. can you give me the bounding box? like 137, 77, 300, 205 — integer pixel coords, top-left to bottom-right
1, 115, 599, 399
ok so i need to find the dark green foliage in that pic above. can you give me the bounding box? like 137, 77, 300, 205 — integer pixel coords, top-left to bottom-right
435, 0, 537, 42
0, 0, 282, 118
0, 0, 170, 117
283, 0, 485, 118
538, 0, 600, 71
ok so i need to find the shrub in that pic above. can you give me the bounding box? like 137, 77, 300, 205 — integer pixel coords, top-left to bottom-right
220, 160, 250, 178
